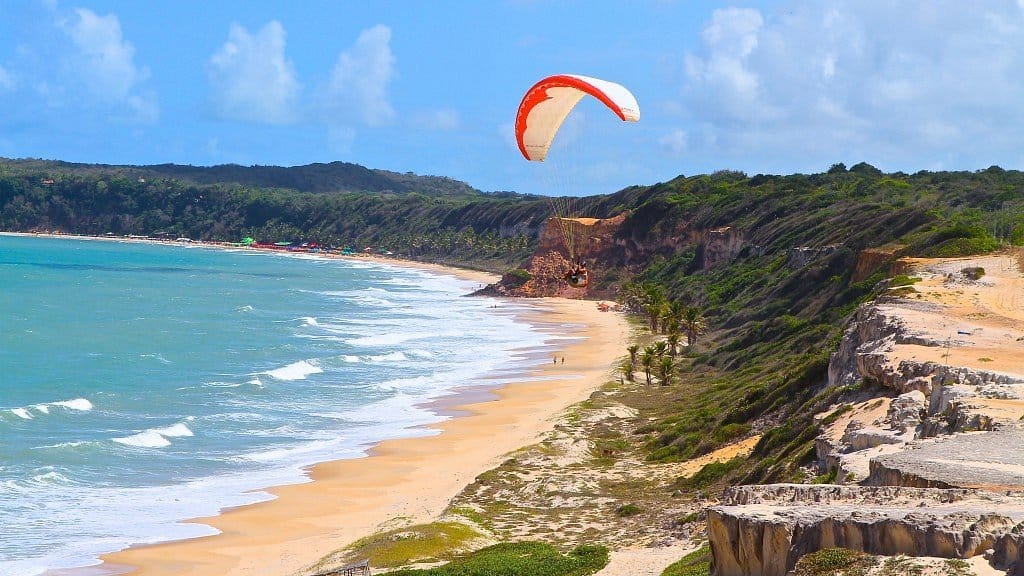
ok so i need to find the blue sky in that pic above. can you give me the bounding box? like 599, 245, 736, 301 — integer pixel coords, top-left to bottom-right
2, 1, 1024, 196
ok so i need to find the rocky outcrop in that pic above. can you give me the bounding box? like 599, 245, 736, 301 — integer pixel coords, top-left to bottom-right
708, 484, 1024, 576
787, 245, 840, 269
852, 245, 905, 283
698, 227, 751, 270
866, 430, 1024, 490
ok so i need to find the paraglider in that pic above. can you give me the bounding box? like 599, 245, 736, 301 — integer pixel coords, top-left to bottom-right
514, 74, 639, 289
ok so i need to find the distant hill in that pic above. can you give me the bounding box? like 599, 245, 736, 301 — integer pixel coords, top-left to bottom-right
0, 158, 483, 197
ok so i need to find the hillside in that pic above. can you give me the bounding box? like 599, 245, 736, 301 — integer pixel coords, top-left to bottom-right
0, 158, 484, 197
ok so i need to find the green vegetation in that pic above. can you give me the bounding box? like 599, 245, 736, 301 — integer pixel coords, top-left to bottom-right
791, 548, 878, 576
661, 544, 711, 576
614, 503, 644, 517
676, 458, 745, 490
889, 275, 921, 287
385, 542, 609, 576
325, 522, 485, 569
962, 266, 985, 280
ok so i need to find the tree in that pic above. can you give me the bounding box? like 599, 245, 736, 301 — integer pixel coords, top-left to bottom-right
653, 340, 669, 358
640, 347, 655, 386
658, 356, 674, 386
666, 333, 681, 356
642, 291, 667, 334
627, 344, 640, 371
681, 305, 707, 348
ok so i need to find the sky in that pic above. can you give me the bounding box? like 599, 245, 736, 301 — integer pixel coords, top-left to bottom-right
2, 1, 1024, 196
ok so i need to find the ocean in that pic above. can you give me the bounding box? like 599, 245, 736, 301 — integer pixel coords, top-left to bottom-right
0, 235, 554, 576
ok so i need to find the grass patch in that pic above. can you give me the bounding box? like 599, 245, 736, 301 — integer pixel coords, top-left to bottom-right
317, 521, 485, 571
615, 503, 644, 517
889, 275, 921, 287
386, 541, 609, 576
877, 555, 925, 576
791, 548, 878, 576
661, 544, 711, 576
676, 457, 744, 490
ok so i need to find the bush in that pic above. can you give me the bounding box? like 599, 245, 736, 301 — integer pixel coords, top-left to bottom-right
962, 266, 985, 280
661, 544, 711, 576
676, 457, 744, 490
791, 548, 877, 575
615, 503, 644, 517
387, 542, 609, 576
504, 268, 532, 287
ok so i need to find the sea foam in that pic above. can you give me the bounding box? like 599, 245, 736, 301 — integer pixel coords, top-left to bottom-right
51, 398, 93, 411
114, 430, 172, 448
264, 360, 323, 381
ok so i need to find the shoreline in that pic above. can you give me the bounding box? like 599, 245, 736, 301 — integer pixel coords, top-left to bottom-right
96, 298, 629, 576
13, 231, 632, 575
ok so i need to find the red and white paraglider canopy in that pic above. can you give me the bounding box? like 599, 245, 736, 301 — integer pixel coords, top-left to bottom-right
515, 74, 640, 162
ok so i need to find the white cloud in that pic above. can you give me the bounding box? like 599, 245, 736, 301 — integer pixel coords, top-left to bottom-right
675, 1, 1024, 172
320, 25, 395, 126
208, 21, 300, 124
413, 108, 460, 131
57, 8, 157, 122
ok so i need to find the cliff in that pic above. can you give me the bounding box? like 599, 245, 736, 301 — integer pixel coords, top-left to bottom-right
708, 253, 1024, 575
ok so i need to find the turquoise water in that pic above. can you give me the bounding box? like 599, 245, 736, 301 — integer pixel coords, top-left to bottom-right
0, 235, 552, 576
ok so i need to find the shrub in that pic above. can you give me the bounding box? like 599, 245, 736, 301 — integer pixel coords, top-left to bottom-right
791, 548, 878, 575
676, 457, 744, 490
661, 544, 711, 576
615, 503, 644, 517
962, 266, 985, 280
387, 541, 609, 576
504, 268, 532, 287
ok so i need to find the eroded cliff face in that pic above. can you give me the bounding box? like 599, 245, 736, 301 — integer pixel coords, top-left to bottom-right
709, 254, 1024, 575
480, 214, 756, 297
708, 485, 1024, 576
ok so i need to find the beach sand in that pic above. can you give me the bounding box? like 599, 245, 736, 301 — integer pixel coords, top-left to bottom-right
93, 285, 630, 574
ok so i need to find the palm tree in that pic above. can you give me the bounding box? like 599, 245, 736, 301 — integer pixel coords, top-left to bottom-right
618, 358, 635, 384
658, 356, 674, 386
666, 333, 681, 356
653, 340, 669, 359
680, 305, 707, 348
640, 347, 655, 385
627, 344, 640, 371
642, 284, 667, 333
644, 299, 665, 333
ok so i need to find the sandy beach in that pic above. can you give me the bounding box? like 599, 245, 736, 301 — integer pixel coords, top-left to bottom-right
68, 250, 631, 575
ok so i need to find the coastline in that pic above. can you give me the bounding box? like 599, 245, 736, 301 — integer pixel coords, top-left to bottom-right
13, 232, 632, 575
97, 298, 629, 576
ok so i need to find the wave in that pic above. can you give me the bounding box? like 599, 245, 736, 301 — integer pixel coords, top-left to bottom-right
300, 316, 319, 327
263, 359, 323, 381
368, 352, 408, 363
51, 398, 94, 411
113, 430, 171, 448
5, 397, 93, 422
113, 421, 193, 448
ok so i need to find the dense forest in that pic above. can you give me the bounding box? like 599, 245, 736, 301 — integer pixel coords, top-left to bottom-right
3, 157, 1023, 484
